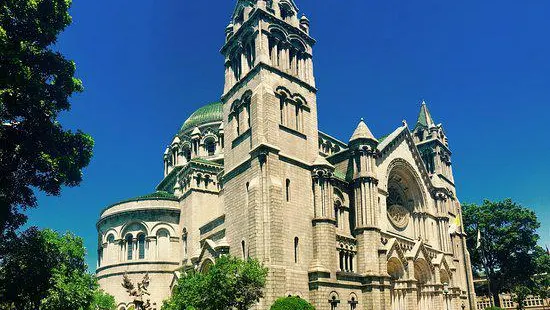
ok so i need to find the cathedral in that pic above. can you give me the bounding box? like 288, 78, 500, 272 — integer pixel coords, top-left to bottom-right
96, 1, 477, 309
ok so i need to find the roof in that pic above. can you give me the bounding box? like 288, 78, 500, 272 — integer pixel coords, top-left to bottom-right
416, 101, 436, 129
378, 126, 406, 151
312, 155, 334, 168
180, 102, 223, 132
103, 191, 178, 214
191, 157, 223, 167
349, 119, 378, 143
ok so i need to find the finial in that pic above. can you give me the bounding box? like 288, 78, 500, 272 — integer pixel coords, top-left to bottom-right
360, 117, 364, 122
402, 120, 408, 127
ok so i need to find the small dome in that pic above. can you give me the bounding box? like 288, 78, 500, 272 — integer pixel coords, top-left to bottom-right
180, 102, 223, 133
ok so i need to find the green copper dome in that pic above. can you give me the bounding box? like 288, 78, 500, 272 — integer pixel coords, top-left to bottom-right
180, 102, 223, 132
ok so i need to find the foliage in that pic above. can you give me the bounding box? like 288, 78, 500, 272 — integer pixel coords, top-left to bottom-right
0, 0, 94, 240
511, 246, 550, 309
532, 246, 550, 299
462, 199, 541, 307
162, 256, 268, 310
90, 289, 117, 310
0, 228, 115, 310
270, 296, 316, 310
484, 307, 504, 310
511, 285, 531, 310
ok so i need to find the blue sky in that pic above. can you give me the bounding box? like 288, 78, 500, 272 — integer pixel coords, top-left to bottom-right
27, 0, 550, 269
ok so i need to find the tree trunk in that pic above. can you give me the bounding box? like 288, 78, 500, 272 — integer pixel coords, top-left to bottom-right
493, 291, 501, 308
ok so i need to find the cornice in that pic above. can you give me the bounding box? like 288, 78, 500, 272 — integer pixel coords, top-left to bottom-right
221, 62, 317, 103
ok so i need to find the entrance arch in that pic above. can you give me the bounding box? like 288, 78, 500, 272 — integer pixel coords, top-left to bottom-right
388, 256, 407, 310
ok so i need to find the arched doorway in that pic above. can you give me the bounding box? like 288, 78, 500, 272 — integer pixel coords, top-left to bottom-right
415, 258, 434, 310
388, 257, 407, 310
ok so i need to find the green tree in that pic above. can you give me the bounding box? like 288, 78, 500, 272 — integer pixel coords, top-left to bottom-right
90, 290, 117, 310
532, 246, 550, 300
162, 256, 268, 310
270, 296, 316, 310
0, 228, 115, 310
462, 199, 541, 307
0, 0, 94, 240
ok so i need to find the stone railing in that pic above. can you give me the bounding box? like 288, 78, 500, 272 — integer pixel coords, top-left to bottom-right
476, 294, 549, 310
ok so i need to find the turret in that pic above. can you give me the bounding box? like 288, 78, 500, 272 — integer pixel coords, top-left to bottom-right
309, 155, 336, 275
349, 119, 379, 229
412, 101, 454, 183
349, 118, 379, 181
348, 119, 381, 276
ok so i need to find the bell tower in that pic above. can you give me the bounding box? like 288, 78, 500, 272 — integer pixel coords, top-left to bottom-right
221, 0, 318, 170
412, 101, 454, 183
221, 0, 319, 307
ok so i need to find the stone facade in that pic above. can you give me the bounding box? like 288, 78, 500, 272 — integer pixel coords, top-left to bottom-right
96, 1, 476, 309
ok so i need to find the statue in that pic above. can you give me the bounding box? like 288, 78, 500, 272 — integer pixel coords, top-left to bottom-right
121, 273, 157, 310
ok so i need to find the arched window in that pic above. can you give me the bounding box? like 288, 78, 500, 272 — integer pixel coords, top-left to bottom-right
125, 234, 133, 260
245, 42, 255, 71
182, 231, 188, 258
339, 250, 345, 271
294, 237, 299, 263
279, 2, 294, 21
245, 102, 251, 129
349, 296, 358, 310
231, 53, 242, 82
241, 240, 246, 259
234, 110, 241, 136
279, 95, 287, 126
107, 234, 115, 243
334, 200, 341, 228
98, 248, 103, 267
172, 148, 178, 166
138, 234, 146, 259
329, 294, 340, 310
295, 103, 301, 131
286, 179, 291, 202
205, 139, 216, 156
183, 146, 191, 163
157, 229, 170, 260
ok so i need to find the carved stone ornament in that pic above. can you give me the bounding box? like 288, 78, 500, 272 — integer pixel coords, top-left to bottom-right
387, 204, 410, 229
122, 273, 156, 310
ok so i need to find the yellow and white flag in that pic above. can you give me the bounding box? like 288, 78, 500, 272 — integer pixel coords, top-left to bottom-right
476, 229, 482, 249
448, 216, 461, 235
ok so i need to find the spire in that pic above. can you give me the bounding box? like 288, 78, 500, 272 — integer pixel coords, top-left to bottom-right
416, 100, 436, 129
349, 118, 378, 143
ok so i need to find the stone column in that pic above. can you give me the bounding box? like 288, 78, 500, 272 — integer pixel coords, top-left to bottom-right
256, 22, 270, 65
147, 236, 156, 260
224, 58, 233, 93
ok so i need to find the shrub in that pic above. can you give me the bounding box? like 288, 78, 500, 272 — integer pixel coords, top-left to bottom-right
485, 307, 504, 310
270, 296, 315, 310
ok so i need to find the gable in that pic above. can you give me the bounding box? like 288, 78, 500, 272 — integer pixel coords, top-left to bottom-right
377, 125, 451, 197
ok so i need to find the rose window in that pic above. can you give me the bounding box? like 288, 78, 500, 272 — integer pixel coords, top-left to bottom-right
387, 184, 411, 229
